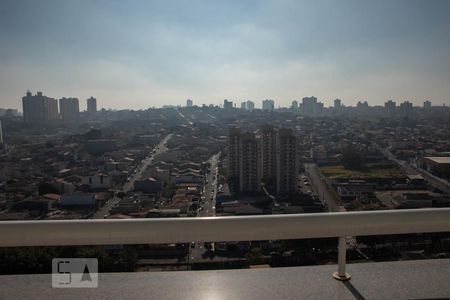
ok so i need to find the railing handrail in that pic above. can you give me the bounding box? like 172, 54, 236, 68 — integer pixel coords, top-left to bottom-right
1, 208, 450, 247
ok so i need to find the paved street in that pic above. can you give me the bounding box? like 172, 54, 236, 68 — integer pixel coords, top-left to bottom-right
92, 134, 173, 219
304, 163, 344, 212
304, 164, 371, 260
176, 109, 194, 126
189, 152, 220, 262
199, 152, 220, 217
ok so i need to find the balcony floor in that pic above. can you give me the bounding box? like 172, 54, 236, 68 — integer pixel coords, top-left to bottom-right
0, 259, 449, 300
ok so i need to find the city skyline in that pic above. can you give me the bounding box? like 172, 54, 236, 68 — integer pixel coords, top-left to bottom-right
1, 1, 450, 297
14, 90, 446, 114
1, 0, 450, 109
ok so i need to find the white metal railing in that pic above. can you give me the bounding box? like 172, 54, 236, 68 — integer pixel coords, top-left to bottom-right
1, 208, 450, 280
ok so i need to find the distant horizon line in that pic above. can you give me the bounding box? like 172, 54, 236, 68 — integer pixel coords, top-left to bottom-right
5, 101, 449, 115
4, 90, 447, 112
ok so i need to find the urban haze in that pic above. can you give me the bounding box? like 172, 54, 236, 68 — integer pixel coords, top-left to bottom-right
1, 1, 450, 299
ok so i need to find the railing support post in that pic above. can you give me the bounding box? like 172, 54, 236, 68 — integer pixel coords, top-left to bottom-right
333, 236, 351, 281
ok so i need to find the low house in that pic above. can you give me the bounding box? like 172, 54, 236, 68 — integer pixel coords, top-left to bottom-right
170, 171, 203, 184
12, 199, 49, 214
49, 179, 75, 194
178, 162, 201, 171
222, 205, 263, 215
82, 173, 112, 189
420, 157, 450, 179
106, 161, 124, 172
60, 193, 95, 207
151, 161, 173, 171
85, 140, 119, 154
406, 174, 425, 186
397, 193, 433, 209
337, 180, 375, 202
147, 209, 181, 218
110, 203, 141, 215
133, 177, 163, 193
149, 167, 170, 182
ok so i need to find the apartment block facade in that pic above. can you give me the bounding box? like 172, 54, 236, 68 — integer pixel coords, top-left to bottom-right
22, 91, 58, 123
228, 125, 298, 194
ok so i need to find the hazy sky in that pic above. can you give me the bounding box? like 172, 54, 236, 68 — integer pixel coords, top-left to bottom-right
1, 0, 450, 110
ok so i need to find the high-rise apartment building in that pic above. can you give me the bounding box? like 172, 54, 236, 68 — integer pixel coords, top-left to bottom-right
0, 119, 3, 145
384, 100, 396, 116
186, 99, 193, 107
276, 128, 298, 194
228, 125, 298, 194
291, 100, 298, 110
334, 99, 342, 108
22, 91, 58, 123
224, 99, 233, 109
228, 127, 241, 180
356, 101, 369, 112
260, 125, 277, 188
262, 99, 275, 111
301, 96, 315, 115
300, 96, 324, 116
87, 97, 97, 113
239, 132, 261, 192
241, 102, 247, 110
423, 100, 432, 109
0, 109, 18, 117
59, 98, 80, 121
246, 100, 255, 111
0, 119, 4, 150
399, 101, 413, 117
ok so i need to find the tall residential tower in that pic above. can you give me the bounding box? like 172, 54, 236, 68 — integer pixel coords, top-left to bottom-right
228, 125, 298, 194
87, 97, 97, 114
59, 98, 80, 121
239, 132, 261, 192
260, 125, 277, 189
22, 91, 58, 123
276, 128, 299, 194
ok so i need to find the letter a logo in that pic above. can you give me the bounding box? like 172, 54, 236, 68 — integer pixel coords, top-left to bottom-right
81, 265, 92, 282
